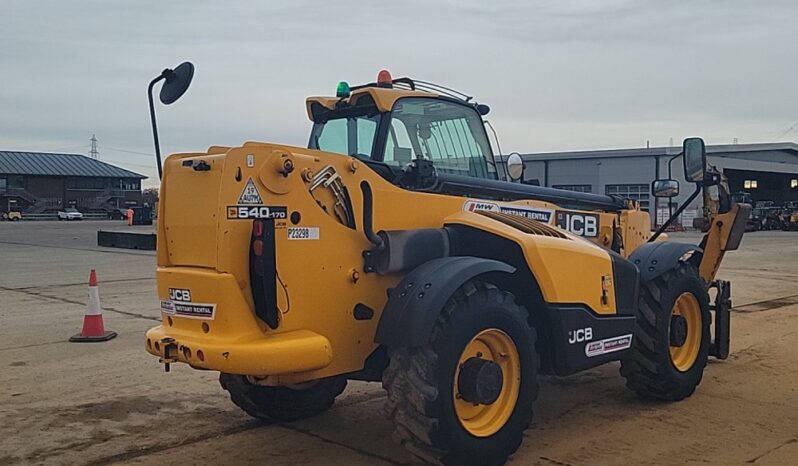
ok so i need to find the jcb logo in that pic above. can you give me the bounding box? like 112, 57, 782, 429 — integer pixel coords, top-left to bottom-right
568, 327, 593, 344
556, 212, 598, 237
168, 288, 191, 302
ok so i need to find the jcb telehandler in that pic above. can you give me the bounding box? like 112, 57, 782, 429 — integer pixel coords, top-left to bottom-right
144, 63, 750, 465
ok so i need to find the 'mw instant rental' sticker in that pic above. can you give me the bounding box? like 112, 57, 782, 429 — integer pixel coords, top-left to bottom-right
160, 300, 216, 320
584, 334, 633, 357
463, 200, 554, 223
238, 178, 263, 205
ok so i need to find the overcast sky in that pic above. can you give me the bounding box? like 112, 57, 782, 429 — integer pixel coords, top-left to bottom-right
2, 0, 798, 186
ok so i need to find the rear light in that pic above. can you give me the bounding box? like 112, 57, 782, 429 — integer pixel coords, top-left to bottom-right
249, 219, 279, 329
253, 219, 264, 237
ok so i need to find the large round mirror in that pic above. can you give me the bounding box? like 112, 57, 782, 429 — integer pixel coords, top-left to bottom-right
160, 62, 195, 105
506, 152, 524, 181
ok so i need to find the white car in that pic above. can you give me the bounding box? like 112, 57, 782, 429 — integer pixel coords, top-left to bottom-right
57, 207, 84, 221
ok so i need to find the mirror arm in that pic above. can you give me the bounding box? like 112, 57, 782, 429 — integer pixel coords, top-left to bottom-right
148, 75, 166, 179
667, 153, 681, 179
649, 183, 702, 242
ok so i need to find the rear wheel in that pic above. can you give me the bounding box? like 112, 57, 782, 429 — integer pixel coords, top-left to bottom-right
383, 281, 538, 466
620, 263, 710, 400
219, 373, 347, 422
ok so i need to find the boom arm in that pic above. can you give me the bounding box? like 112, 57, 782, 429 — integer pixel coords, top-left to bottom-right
696, 172, 751, 283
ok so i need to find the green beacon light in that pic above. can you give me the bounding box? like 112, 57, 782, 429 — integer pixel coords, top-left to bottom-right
336, 81, 351, 98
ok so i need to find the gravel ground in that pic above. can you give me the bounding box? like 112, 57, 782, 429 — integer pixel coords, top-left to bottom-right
1, 221, 796, 465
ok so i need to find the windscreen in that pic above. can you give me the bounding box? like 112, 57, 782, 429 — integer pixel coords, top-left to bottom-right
385, 98, 497, 179
309, 95, 497, 180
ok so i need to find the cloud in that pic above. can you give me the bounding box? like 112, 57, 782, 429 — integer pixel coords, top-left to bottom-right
2, 0, 797, 185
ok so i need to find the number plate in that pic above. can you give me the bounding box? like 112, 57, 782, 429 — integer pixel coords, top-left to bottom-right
287, 227, 319, 240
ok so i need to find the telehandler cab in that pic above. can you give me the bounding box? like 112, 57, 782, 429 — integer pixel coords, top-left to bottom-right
144, 63, 750, 465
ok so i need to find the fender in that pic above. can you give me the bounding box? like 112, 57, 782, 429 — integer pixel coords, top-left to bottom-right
374, 256, 515, 347
629, 241, 703, 283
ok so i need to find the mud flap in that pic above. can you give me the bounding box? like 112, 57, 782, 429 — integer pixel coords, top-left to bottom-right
709, 280, 731, 359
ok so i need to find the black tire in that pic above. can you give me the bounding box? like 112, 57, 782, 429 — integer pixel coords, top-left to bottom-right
219, 373, 347, 422
382, 281, 538, 466
620, 263, 710, 401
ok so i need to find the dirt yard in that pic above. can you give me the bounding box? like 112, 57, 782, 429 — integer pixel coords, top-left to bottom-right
1, 221, 796, 465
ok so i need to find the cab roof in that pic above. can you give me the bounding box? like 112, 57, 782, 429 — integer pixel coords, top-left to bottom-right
305, 86, 436, 121
305, 74, 484, 122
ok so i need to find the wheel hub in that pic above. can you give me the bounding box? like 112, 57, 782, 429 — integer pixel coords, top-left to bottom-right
670, 314, 688, 347
457, 356, 504, 405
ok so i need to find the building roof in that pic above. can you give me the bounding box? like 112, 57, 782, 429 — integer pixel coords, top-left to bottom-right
511, 142, 798, 162
0, 151, 146, 179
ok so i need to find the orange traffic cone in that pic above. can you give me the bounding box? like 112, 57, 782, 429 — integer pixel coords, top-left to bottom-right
70, 269, 118, 342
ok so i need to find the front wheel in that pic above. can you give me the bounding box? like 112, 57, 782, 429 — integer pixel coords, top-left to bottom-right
620, 263, 710, 401
383, 281, 538, 466
219, 374, 347, 422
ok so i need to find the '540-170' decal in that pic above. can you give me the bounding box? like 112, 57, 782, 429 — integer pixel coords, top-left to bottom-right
227, 205, 287, 220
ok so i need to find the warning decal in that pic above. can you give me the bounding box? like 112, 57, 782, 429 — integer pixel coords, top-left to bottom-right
238, 178, 263, 205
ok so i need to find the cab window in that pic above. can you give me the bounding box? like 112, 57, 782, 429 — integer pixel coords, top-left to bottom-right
386, 98, 496, 179
312, 113, 380, 158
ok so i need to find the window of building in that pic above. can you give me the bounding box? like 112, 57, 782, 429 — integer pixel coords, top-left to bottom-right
7, 175, 24, 188
606, 184, 650, 211
66, 177, 107, 190
744, 179, 758, 189
791, 179, 797, 189
0, 178, 6, 191
552, 184, 592, 193
120, 179, 140, 190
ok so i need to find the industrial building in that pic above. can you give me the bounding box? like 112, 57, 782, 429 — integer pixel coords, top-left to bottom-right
0, 151, 146, 217
514, 143, 798, 227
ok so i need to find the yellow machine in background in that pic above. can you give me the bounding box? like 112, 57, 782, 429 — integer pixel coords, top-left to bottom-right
143, 64, 749, 466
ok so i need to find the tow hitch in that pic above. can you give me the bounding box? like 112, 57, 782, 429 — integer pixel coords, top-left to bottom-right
158, 337, 179, 372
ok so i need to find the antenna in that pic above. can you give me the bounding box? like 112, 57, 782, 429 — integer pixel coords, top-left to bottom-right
89, 134, 99, 159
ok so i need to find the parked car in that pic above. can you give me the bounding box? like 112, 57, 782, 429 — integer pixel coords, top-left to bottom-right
108, 208, 129, 220
57, 207, 84, 221
2, 211, 22, 221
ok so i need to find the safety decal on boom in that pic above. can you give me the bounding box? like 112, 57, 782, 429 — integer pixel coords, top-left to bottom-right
463, 200, 554, 223
238, 178, 263, 205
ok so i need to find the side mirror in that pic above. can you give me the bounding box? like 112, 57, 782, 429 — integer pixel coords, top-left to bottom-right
506, 152, 524, 181
652, 179, 679, 198
476, 104, 490, 116
148, 61, 195, 179
159, 62, 195, 105
683, 137, 706, 183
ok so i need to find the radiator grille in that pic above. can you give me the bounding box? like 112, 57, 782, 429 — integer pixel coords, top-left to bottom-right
477, 210, 569, 239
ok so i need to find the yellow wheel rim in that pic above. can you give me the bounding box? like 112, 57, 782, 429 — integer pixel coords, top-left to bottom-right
453, 329, 521, 437
669, 292, 702, 372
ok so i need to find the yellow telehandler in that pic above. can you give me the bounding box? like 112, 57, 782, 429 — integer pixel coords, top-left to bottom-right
144, 63, 749, 465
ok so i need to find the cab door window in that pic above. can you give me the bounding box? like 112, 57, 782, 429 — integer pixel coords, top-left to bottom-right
387, 98, 496, 179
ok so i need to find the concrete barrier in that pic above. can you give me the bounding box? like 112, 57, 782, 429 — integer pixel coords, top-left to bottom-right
97, 230, 157, 250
